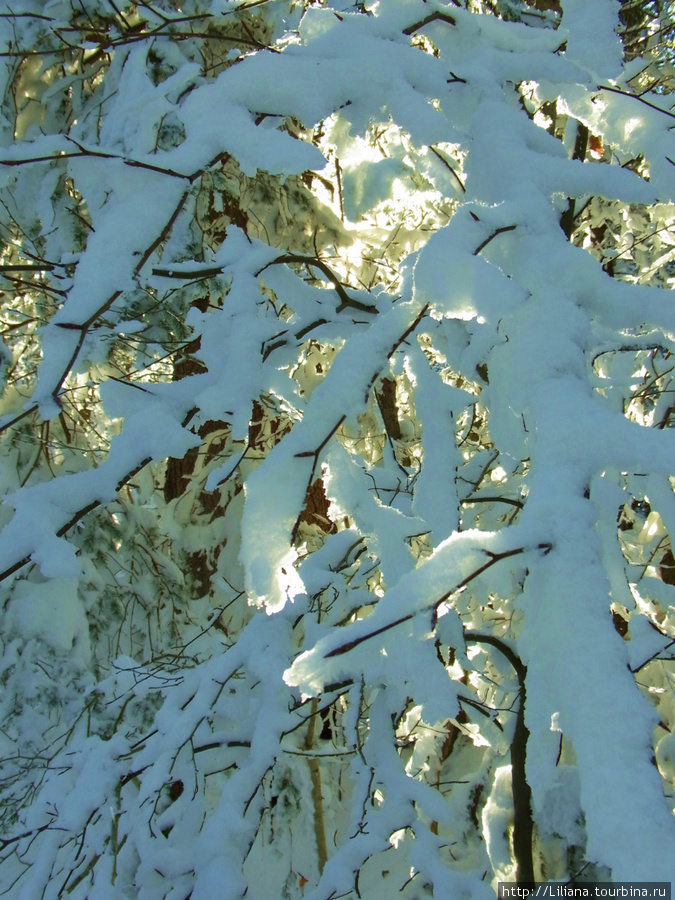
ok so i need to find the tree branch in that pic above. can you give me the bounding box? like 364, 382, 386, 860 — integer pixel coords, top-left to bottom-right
0, 457, 152, 584
403, 9, 458, 35
599, 84, 675, 121
291, 415, 346, 543
474, 225, 517, 256
363, 303, 430, 402
465, 631, 534, 885
256, 254, 378, 315
430, 145, 466, 193
325, 543, 552, 658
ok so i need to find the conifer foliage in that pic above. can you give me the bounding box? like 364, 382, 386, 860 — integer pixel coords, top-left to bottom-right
0, 0, 674, 896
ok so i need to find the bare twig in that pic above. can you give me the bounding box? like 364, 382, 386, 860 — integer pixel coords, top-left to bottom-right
362, 303, 430, 402
403, 9, 459, 35
0, 820, 55, 851
473, 225, 517, 256
461, 495, 524, 509
304, 699, 328, 874
256, 254, 377, 315
0, 456, 152, 584
0, 144, 228, 188
430, 145, 465, 193
335, 156, 345, 221
151, 266, 225, 279
599, 84, 675, 121
325, 543, 552, 658
631, 637, 675, 673
0, 147, 189, 181
0, 263, 55, 272
291, 416, 346, 543
464, 631, 533, 884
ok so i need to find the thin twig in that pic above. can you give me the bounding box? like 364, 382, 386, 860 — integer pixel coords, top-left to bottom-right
461, 495, 524, 509
0, 263, 55, 272
599, 84, 675, 121
0, 456, 152, 584
0, 148, 189, 181
291, 415, 346, 543
465, 631, 533, 884
304, 698, 328, 874
325, 543, 552, 658
473, 225, 517, 256
256, 254, 377, 315
631, 637, 675, 673
363, 304, 430, 401
403, 9, 458, 35
151, 266, 225, 279
335, 156, 345, 221
430, 145, 465, 193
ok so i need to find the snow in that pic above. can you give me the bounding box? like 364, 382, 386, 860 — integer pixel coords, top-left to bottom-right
558, 0, 622, 81
519, 540, 675, 881
7, 578, 90, 661
2, 0, 675, 897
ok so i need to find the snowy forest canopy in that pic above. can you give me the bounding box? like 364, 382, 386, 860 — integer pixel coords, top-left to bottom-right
0, 0, 675, 896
